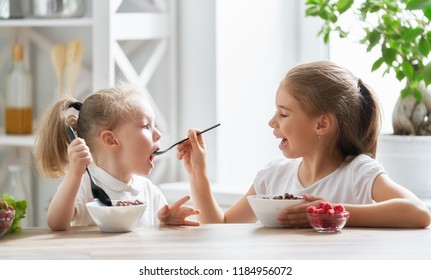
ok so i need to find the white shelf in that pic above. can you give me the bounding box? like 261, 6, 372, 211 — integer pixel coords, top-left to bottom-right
0, 133, 34, 147
0, 0, 177, 227
0, 18, 93, 27
112, 13, 169, 40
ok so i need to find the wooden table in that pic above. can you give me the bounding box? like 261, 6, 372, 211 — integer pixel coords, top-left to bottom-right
1, 224, 430, 260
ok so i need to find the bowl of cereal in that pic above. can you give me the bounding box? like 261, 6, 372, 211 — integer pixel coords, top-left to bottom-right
247, 193, 305, 227
86, 199, 146, 233
306, 202, 350, 233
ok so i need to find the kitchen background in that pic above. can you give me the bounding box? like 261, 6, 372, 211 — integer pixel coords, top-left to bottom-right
0, 0, 424, 227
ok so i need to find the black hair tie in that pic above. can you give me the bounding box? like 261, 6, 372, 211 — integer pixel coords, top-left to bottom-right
72, 101, 82, 111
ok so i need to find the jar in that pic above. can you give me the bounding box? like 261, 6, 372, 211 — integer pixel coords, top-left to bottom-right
0, 0, 24, 19
5, 43, 33, 135
31, 0, 85, 18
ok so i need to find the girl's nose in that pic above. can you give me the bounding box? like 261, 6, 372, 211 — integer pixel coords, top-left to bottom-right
268, 115, 277, 128
154, 127, 162, 141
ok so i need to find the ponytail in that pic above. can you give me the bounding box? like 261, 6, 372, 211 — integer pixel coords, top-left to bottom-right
357, 79, 381, 157
33, 98, 81, 178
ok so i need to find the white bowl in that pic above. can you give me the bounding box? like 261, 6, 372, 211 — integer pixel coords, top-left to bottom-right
247, 195, 305, 227
86, 200, 146, 233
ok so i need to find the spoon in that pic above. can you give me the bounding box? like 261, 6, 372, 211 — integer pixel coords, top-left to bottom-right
154, 123, 221, 156
66, 126, 113, 206
65, 39, 84, 97
51, 44, 66, 97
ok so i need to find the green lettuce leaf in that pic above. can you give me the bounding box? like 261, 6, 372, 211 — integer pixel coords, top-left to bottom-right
1, 193, 27, 234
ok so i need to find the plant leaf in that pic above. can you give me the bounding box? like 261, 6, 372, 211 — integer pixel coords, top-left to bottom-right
423, 62, 431, 86
401, 87, 411, 98
402, 27, 424, 41
424, 7, 431, 19
396, 70, 406, 81
382, 47, 397, 65
406, 0, 431, 10
419, 37, 431, 56
367, 30, 381, 51
402, 61, 415, 80
336, 0, 354, 14
371, 57, 384, 71
413, 88, 423, 101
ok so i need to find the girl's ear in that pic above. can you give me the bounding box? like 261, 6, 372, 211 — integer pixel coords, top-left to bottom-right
315, 114, 333, 136
100, 130, 119, 150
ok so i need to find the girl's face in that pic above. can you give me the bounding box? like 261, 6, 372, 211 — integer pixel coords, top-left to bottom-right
112, 97, 161, 177
268, 84, 320, 158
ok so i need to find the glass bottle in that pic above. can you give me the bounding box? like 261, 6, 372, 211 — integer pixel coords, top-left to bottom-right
5, 43, 33, 135
5, 164, 29, 200
4, 164, 30, 226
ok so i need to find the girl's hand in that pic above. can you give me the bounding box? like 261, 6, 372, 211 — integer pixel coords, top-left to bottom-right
158, 195, 201, 226
177, 130, 207, 175
277, 194, 324, 228
67, 138, 92, 177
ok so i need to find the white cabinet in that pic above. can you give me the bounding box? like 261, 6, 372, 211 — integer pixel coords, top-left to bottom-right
0, 0, 177, 226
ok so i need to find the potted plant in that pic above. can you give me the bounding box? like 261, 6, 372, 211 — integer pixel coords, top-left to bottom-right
305, 0, 431, 199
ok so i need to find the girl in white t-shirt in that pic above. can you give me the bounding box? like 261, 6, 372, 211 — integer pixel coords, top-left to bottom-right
34, 85, 200, 230
177, 61, 430, 228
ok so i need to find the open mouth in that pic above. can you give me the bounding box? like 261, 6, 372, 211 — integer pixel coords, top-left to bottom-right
279, 138, 288, 149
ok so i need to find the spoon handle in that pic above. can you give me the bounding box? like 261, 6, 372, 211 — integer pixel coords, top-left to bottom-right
154, 123, 221, 155
66, 125, 112, 206
175, 123, 221, 146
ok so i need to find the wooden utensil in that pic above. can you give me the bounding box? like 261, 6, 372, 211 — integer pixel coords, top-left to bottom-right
65, 39, 84, 97
51, 44, 66, 97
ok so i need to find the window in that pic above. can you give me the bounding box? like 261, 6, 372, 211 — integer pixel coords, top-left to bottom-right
174, 0, 397, 192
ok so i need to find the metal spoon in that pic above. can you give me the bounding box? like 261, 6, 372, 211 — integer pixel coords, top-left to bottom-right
154, 123, 221, 156
66, 126, 113, 206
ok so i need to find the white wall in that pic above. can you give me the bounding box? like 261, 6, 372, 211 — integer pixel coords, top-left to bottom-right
176, 0, 218, 181
215, 0, 295, 189
176, 0, 328, 190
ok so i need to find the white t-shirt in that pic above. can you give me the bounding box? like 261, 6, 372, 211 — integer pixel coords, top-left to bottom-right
253, 154, 386, 204
72, 164, 167, 226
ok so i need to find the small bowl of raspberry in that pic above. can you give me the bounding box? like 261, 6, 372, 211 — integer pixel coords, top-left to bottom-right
306, 202, 350, 233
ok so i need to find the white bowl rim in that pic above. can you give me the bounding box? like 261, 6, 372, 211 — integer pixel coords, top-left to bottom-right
247, 194, 304, 200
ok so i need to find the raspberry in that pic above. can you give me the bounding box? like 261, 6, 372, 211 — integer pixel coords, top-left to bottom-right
306, 206, 316, 213
321, 202, 333, 212
333, 204, 345, 213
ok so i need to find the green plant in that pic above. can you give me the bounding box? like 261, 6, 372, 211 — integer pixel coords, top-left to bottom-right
305, 0, 431, 101
305, 0, 431, 135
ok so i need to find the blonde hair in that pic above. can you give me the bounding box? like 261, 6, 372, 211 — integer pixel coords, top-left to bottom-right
33, 85, 143, 178
283, 61, 381, 158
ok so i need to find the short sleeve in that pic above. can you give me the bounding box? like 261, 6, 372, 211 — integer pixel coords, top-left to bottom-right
350, 155, 386, 202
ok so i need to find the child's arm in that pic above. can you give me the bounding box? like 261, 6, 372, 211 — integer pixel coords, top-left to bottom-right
157, 195, 200, 226
177, 130, 225, 223
47, 138, 91, 231
280, 175, 431, 228
177, 130, 258, 223
346, 174, 430, 228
